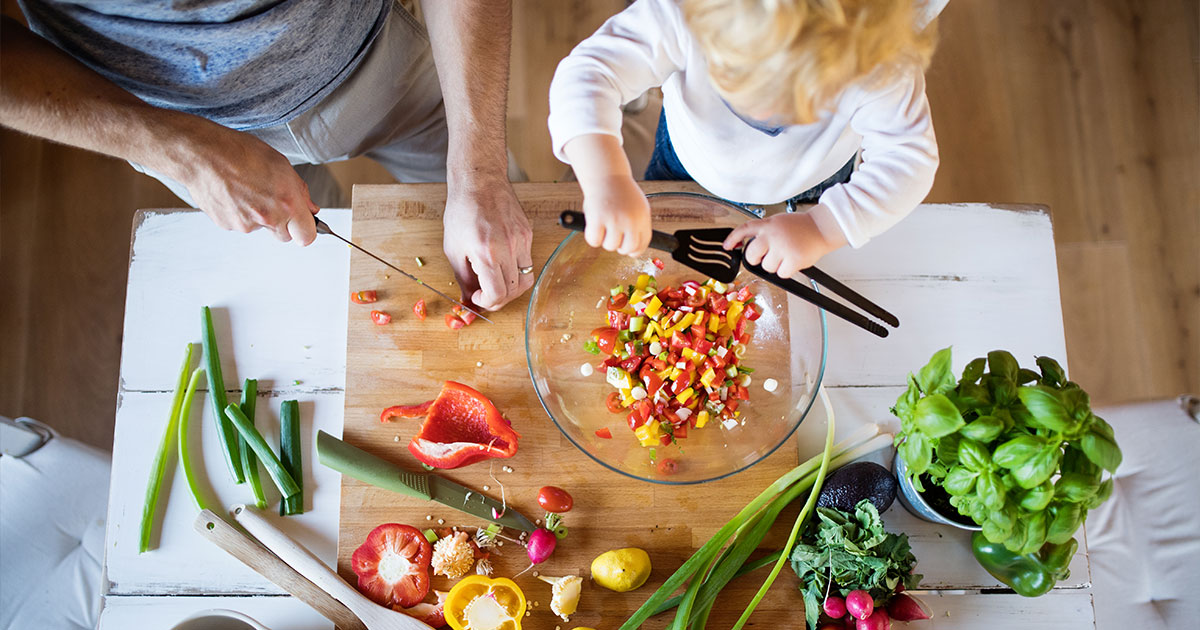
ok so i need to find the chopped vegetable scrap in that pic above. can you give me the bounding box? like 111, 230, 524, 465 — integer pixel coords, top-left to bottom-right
371, 310, 392, 325
381, 381, 519, 469
583, 275, 762, 450
397, 590, 448, 628
594, 427, 612, 439
351, 290, 379, 304
432, 531, 476, 580
351, 523, 433, 609
445, 575, 526, 630
537, 575, 583, 622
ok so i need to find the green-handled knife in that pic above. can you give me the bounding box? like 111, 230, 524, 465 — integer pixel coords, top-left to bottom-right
316, 431, 535, 532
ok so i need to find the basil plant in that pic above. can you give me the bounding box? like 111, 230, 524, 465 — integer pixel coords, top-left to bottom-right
892, 348, 1122, 555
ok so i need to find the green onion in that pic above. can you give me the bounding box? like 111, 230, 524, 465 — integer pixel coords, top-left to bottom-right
139, 343, 194, 553
239, 379, 267, 509
202, 306, 244, 483
423, 528, 439, 543
736, 366, 755, 374
279, 400, 304, 516
583, 340, 601, 355
610, 285, 622, 296
178, 367, 217, 513
223, 404, 300, 500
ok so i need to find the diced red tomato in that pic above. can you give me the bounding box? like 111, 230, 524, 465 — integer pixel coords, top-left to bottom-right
412, 299, 427, 320
608, 293, 629, 309
371, 310, 391, 325
619, 356, 644, 372
674, 423, 688, 439
694, 338, 713, 355
684, 291, 705, 308
726, 398, 740, 413
652, 257, 665, 270
744, 303, 762, 321
735, 385, 750, 400
605, 392, 625, 414
602, 355, 624, 368
607, 310, 629, 329
460, 310, 478, 326
736, 286, 754, 302
669, 332, 691, 351
690, 323, 708, 340
352, 290, 378, 304
444, 313, 465, 330
595, 427, 613, 439
707, 292, 728, 313
644, 372, 665, 396
592, 327, 619, 354
734, 316, 749, 340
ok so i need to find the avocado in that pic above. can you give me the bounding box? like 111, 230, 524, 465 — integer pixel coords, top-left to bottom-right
816, 461, 897, 514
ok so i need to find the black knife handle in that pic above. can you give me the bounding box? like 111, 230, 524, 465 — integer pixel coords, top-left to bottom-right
558, 210, 678, 252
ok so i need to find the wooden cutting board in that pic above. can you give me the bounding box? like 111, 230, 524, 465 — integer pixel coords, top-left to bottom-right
339, 183, 808, 630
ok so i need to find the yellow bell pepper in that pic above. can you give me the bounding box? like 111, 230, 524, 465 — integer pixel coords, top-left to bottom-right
681, 348, 695, 361
445, 575, 526, 630
635, 273, 651, 291
630, 288, 649, 304
726, 301, 745, 329
696, 410, 710, 428
708, 312, 720, 333
644, 296, 663, 318
635, 422, 661, 446
700, 368, 717, 388
676, 387, 694, 404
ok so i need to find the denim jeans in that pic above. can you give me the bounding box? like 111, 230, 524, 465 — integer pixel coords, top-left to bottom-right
644, 108, 855, 207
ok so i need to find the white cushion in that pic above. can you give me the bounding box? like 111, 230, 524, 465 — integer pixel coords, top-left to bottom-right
1088, 396, 1200, 630
0, 429, 110, 630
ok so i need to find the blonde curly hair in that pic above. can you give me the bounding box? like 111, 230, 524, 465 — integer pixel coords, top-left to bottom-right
682, 0, 937, 125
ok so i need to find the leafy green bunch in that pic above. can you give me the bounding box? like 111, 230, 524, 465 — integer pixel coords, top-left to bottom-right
892, 348, 1122, 555
790, 501, 921, 630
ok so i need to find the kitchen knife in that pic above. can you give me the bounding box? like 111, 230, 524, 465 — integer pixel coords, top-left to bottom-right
313, 216, 493, 324
316, 430, 535, 532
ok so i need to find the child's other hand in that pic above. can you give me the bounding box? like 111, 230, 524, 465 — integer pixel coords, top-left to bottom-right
723, 211, 840, 278
582, 175, 652, 256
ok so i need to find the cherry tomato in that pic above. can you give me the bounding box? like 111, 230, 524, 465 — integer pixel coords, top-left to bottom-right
643, 372, 664, 396
537, 486, 574, 513
592, 327, 619, 355
657, 458, 679, 475
707, 292, 728, 313
684, 291, 705, 308
460, 310, 478, 326
444, 313, 465, 330
619, 355, 644, 372
352, 290, 379, 304
605, 392, 625, 413
652, 257, 665, 270
370, 310, 391, 325
744, 303, 762, 321
735, 286, 754, 302
594, 427, 613, 439
412, 299, 427, 320
607, 309, 629, 329
608, 293, 629, 309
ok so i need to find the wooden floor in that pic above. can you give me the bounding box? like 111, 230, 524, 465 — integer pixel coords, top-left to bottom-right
1, 0, 1196, 450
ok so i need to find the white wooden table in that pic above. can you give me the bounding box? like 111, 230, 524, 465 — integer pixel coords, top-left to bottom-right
100, 202, 1096, 629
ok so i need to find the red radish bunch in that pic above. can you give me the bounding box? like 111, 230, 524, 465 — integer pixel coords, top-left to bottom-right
818, 592, 931, 629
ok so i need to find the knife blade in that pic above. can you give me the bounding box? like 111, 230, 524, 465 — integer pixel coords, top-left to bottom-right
316, 430, 535, 532
313, 216, 493, 324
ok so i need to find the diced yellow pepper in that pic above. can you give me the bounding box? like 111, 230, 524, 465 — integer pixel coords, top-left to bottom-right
700, 368, 717, 388
635, 273, 651, 291
681, 348, 695, 360
709, 313, 720, 333
630, 289, 649, 305
635, 422, 660, 446
642, 326, 656, 342
620, 388, 634, 406
727, 301, 745, 329
691, 352, 705, 366
676, 387, 694, 404
644, 296, 663, 318
696, 410, 710, 428
669, 367, 682, 380
692, 311, 707, 327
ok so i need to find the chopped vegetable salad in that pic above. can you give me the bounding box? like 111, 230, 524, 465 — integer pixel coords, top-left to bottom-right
584, 273, 762, 448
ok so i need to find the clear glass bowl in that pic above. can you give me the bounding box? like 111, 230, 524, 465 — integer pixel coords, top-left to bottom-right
525, 192, 827, 484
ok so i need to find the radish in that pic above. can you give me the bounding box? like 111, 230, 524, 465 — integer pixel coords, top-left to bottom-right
886, 593, 932, 621
527, 528, 557, 564
846, 590, 874, 620
856, 609, 890, 630
823, 595, 847, 619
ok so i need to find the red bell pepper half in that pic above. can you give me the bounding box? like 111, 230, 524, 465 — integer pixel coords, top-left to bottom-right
380, 381, 519, 469
351, 523, 432, 609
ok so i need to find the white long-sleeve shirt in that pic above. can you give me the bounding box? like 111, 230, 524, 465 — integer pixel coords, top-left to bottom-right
547, 0, 940, 248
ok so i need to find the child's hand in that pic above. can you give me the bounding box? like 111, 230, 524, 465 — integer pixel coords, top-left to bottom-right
723, 211, 840, 278
581, 175, 652, 255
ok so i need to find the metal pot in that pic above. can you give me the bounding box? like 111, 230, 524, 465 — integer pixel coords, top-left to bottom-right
893, 455, 981, 531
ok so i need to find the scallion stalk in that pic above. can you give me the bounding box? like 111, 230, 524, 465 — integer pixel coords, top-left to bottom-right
178, 367, 217, 513
279, 400, 304, 516
138, 343, 194, 553
223, 404, 300, 500
202, 306, 244, 483
239, 379, 267, 509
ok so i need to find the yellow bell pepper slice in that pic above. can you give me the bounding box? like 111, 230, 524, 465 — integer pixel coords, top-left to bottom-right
676, 387, 694, 404
635, 273, 651, 291
446, 575, 526, 630
726, 301, 745, 329
696, 410, 710, 428
708, 312, 720, 333
700, 368, 717, 388
644, 296, 663, 318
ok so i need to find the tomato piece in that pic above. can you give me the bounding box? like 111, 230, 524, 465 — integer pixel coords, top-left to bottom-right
744, 302, 762, 321
669, 332, 691, 351
652, 257, 666, 270
412, 298, 427, 320
735, 286, 754, 302
694, 338, 713, 355
690, 323, 708, 340
537, 486, 574, 513
674, 423, 688, 439
602, 355, 624, 368
607, 309, 629, 329
444, 313, 465, 329
707, 292, 728, 313
371, 310, 392, 325
605, 392, 625, 414
620, 355, 643, 373
351, 523, 432, 608
736, 385, 750, 400
734, 316, 749, 340
659, 433, 673, 445
592, 327, 619, 354
352, 290, 379, 304
608, 293, 630, 309
627, 411, 645, 431
726, 398, 740, 413
671, 371, 692, 395
460, 310, 478, 326
595, 427, 612, 439
644, 372, 665, 396
684, 291, 705, 308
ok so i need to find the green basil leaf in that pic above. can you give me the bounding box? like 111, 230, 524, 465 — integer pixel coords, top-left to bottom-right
977, 472, 1006, 510
960, 415, 1004, 442
1054, 473, 1100, 503
1036, 356, 1065, 387
987, 350, 1019, 383
1085, 478, 1114, 510
915, 346, 955, 395
987, 375, 1019, 406
914, 393, 965, 438
1081, 428, 1122, 473
1018, 384, 1078, 433
1017, 368, 1041, 384
899, 433, 932, 476
1046, 503, 1083, 545
1089, 414, 1115, 440
936, 433, 962, 465
958, 438, 992, 471
953, 383, 992, 411
1004, 519, 1028, 553
944, 466, 978, 496
961, 357, 986, 384
993, 434, 1045, 469
892, 375, 921, 421
1021, 511, 1049, 555
1012, 444, 1062, 489
1061, 445, 1100, 478
1019, 481, 1055, 511
1059, 385, 1092, 420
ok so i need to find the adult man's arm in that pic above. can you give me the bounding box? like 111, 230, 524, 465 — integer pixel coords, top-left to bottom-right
0, 17, 319, 244
422, 0, 533, 311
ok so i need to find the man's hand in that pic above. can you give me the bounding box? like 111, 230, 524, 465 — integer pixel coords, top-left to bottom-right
442, 177, 534, 311
177, 127, 320, 245
723, 211, 842, 278
581, 174, 651, 255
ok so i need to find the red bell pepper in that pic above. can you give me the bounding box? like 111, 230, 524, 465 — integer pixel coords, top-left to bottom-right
379, 381, 519, 469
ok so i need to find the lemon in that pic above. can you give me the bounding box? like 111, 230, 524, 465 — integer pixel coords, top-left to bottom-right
590, 547, 652, 592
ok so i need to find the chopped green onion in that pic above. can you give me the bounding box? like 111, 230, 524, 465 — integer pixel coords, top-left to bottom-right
629, 316, 646, 332
202, 306, 244, 483
178, 367, 217, 512
610, 285, 622, 296
223, 404, 300, 500
648, 447, 657, 462
279, 400, 304, 516
617, 330, 633, 344
737, 366, 755, 374
239, 379, 267, 510
423, 528, 439, 543
421, 463, 436, 471
583, 340, 601, 355
139, 343, 194, 553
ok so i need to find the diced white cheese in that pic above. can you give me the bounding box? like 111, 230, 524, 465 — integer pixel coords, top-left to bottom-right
763, 378, 779, 392
580, 363, 594, 377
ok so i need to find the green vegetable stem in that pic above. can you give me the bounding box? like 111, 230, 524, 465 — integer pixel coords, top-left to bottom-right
223, 404, 300, 500
202, 306, 244, 483
279, 400, 304, 516
139, 343, 194, 553
239, 379, 268, 509
178, 367, 218, 513
971, 531, 1077, 597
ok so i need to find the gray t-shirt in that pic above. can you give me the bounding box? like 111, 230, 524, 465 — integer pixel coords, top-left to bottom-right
18, 0, 390, 130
